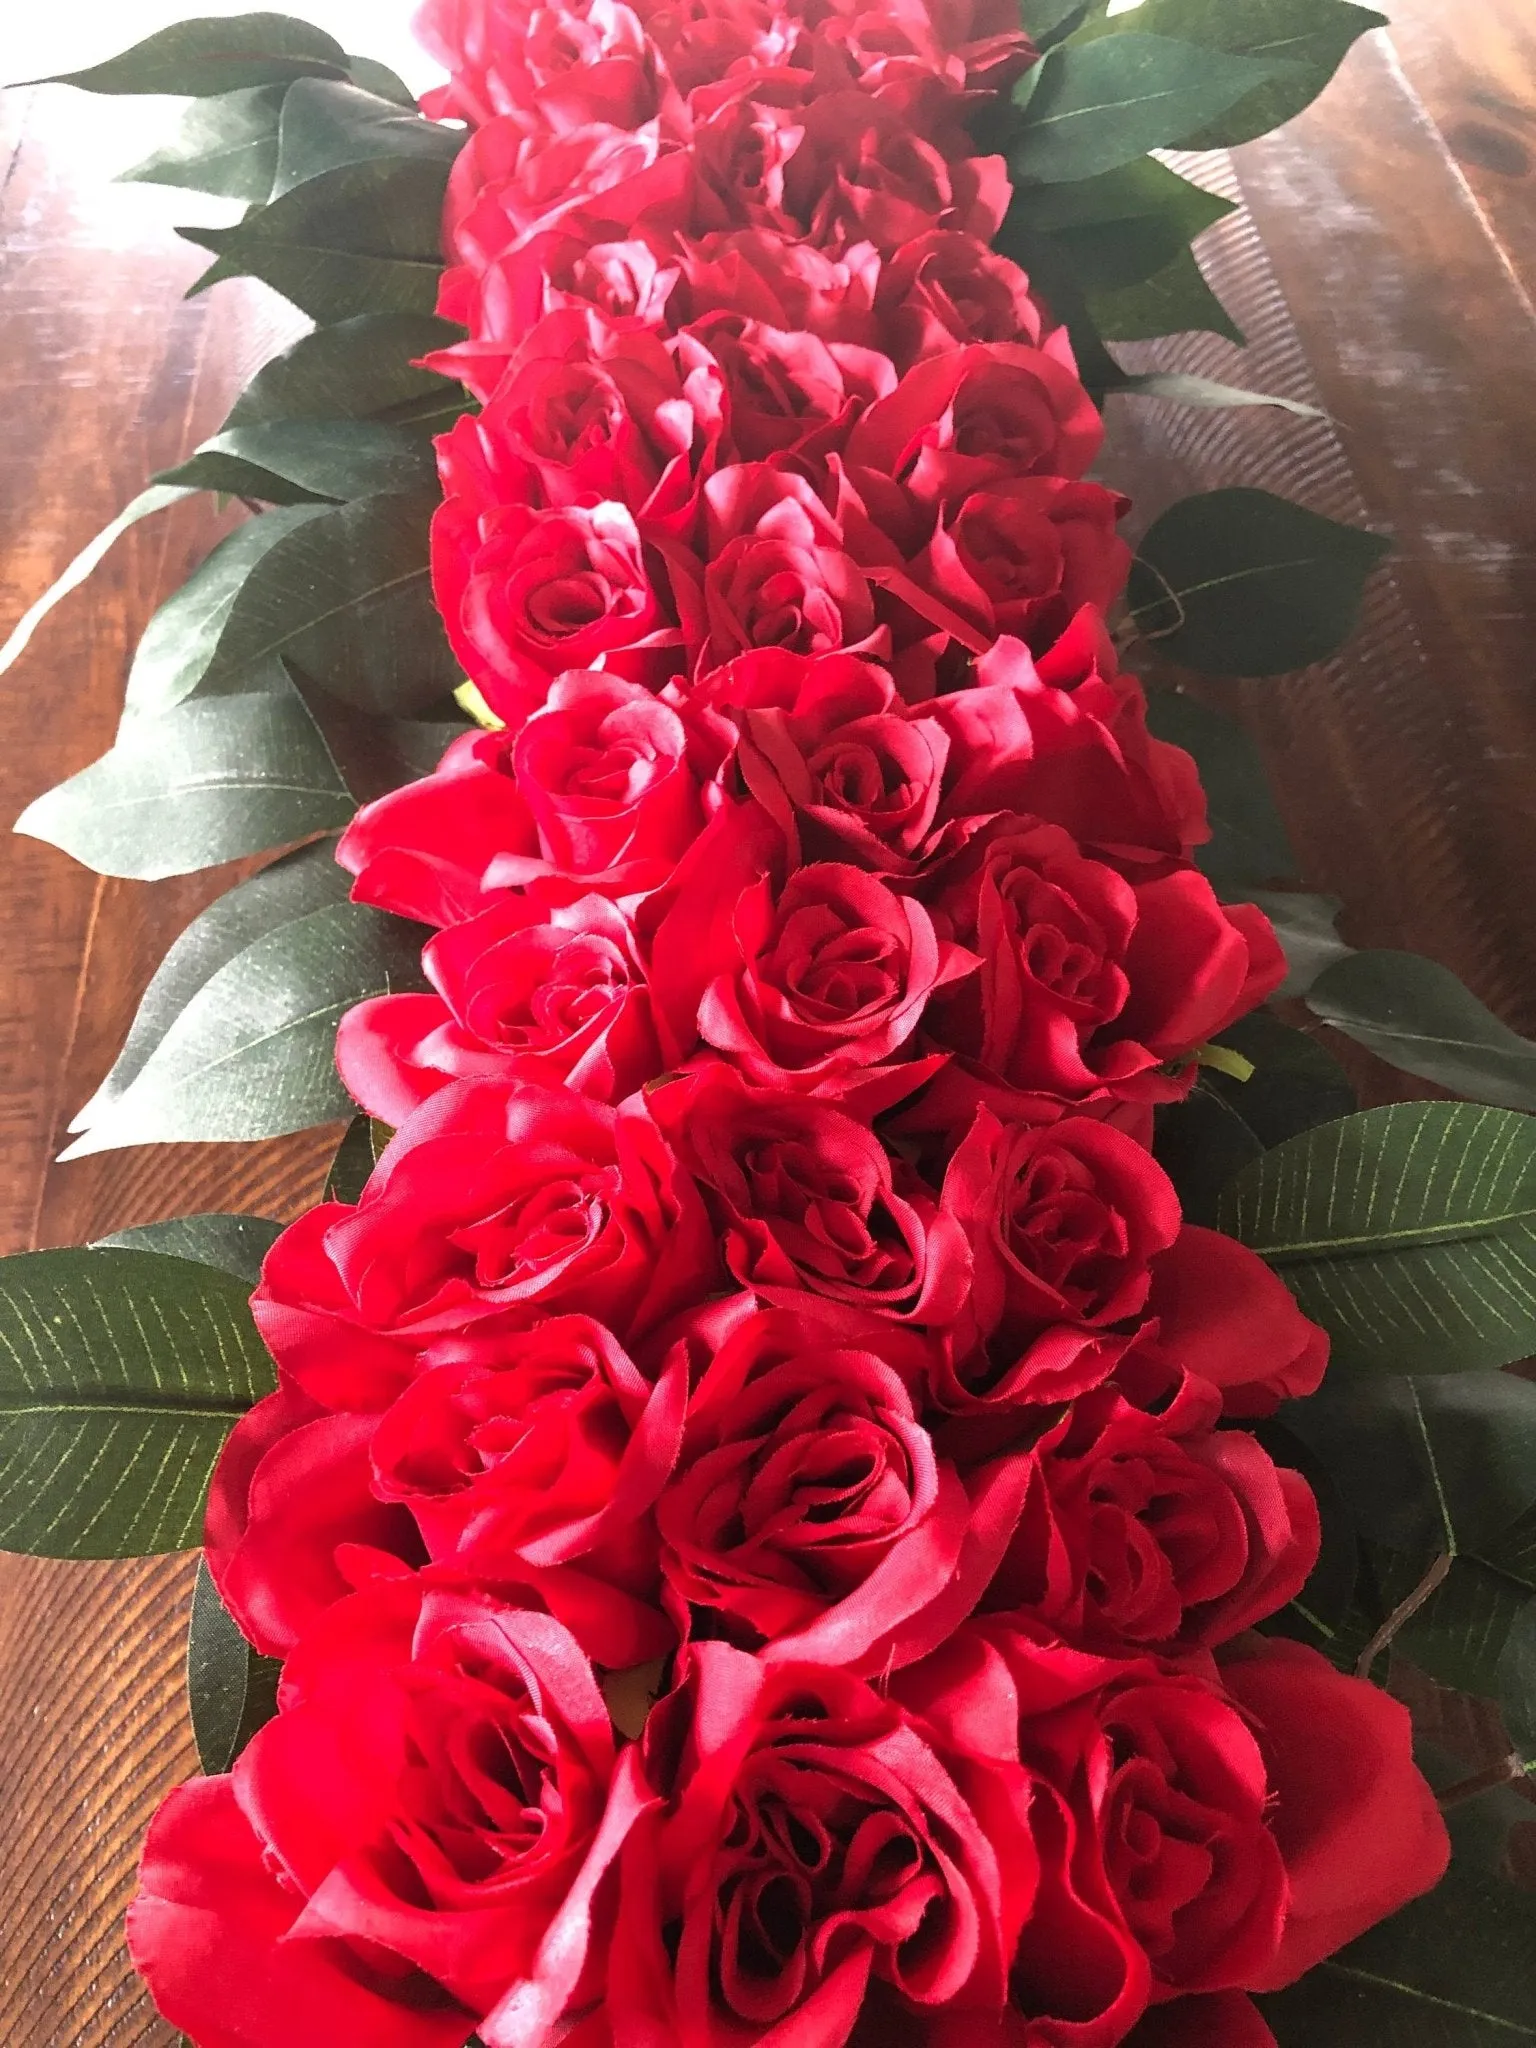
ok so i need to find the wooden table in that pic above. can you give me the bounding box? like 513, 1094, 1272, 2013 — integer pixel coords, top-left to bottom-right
1, 1, 1533, 2038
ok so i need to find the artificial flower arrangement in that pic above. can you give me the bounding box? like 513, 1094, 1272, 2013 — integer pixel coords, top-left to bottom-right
2, 1, 1534, 2043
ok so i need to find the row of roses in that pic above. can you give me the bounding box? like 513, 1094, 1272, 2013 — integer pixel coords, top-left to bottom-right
124, 2, 1452, 2045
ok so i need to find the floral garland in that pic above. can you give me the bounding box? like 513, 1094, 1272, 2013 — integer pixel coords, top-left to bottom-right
6, 2, 1535, 2045
99, 1, 1449, 2043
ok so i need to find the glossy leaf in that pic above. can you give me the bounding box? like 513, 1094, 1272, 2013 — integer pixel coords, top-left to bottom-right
1010, 34, 1291, 184
180, 156, 452, 323
1217, 1102, 1536, 1376
187, 1559, 281, 1775
1499, 1599, 1536, 1763
156, 420, 436, 505
1129, 488, 1392, 676
93, 1214, 283, 1288
1285, 1371, 1536, 1556
24, 13, 347, 95
0, 1249, 274, 1558
59, 899, 426, 1156
1087, 244, 1243, 343
16, 687, 350, 881
1308, 949, 1536, 1113
1143, 690, 1299, 886
123, 507, 328, 717
196, 489, 460, 715
344, 55, 418, 108
223, 312, 465, 436
1025, 158, 1235, 293
1381, 1551, 1534, 1700
1259, 1863, 1536, 2045
1130, 0, 1390, 146
117, 84, 287, 201
1020, 0, 1103, 41
1246, 890, 1351, 996
1112, 371, 1322, 417
0, 485, 194, 682
1483, 1506, 1536, 1594
70, 840, 350, 1137
325, 1113, 388, 1204
270, 77, 461, 197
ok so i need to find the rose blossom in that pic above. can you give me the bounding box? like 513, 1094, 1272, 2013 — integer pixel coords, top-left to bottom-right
912, 812, 1284, 1131
128, 1580, 641, 2048
431, 485, 685, 728
649, 1063, 969, 1325
647, 800, 977, 1114
337, 892, 661, 1122
609, 1643, 1029, 2042
876, 230, 1050, 370
684, 309, 896, 463
252, 1080, 717, 1408
985, 1376, 1321, 1653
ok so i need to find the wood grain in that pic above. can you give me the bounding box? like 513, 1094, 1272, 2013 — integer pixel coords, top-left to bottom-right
0, 0, 1533, 2039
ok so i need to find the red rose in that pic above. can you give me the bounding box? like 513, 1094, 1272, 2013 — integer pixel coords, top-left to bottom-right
127, 1581, 641, 2048
671, 227, 882, 346
462, 308, 725, 531
1217, 1637, 1450, 1990
428, 225, 683, 402
418, 0, 660, 128
337, 892, 661, 1122
650, 1064, 970, 1325
907, 478, 1132, 655
648, 801, 976, 1113
657, 1304, 1025, 1670
689, 462, 888, 670
643, 0, 796, 94
876, 230, 1050, 371
205, 1382, 424, 1658
915, 813, 1284, 1130
610, 1644, 1027, 2042
986, 1377, 1321, 1653
689, 72, 813, 237
252, 1080, 717, 1408
845, 339, 1104, 509
1123, 1993, 1277, 2047
685, 309, 896, 463
782, 83, 1011, 251
431, 484, 684, 728
369, 1314, 687, 1665
498, 669, 721, 893
338, 728, 539, 928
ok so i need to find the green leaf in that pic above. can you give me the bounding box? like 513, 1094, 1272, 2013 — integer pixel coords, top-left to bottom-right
325, 1113, 387, 1204
0, 1249, 275, 1558
1286, 1372, 1536, 1557
1217, 1102, 1536, 1376
223, 313, 466, 436
1246, 891, 1351, 997
59, 899, 426, 1156
186, 1558, 281, 1774
92, 1214, 282, 1288
1308, 950, 1536, 1114
1499, 1599, 1536, 1762
1016, 153, 1234, 239
123, 507, 328, 717
1383, 1551, 1534, 1699
196, 489, 460, 716
1087, 244, 1244, 344
270, 77, 461, 197
1154, 1011, 1355, 1225
1130, 0, 1389, 146
156, 421, 436, 506
70, 841, 350, 1138
1483, 1506, 1536, 1594
1419, 1739, 1536, 1878
1260, 1862, 1536, 2045
15, 686, 351, 881
0, 485, 195, 682
117, 84, 287, 202
1111, 371, 1322, 417
1143, 690, 1299, 886
180, 155, 451, 323
1129, 488, 1391, 676
25, 13, 348, 95
1020, 0, 1104, 42
344, 55, 418, 109
1009, 33, 1293, 184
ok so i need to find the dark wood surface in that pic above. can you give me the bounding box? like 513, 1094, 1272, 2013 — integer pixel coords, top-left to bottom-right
1, 2, 1533, 2039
